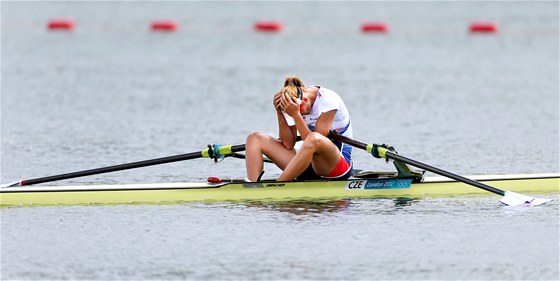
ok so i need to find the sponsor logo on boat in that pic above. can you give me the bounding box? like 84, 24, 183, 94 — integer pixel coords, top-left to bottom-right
345, 179, 412, 190
265, 183, 285, 187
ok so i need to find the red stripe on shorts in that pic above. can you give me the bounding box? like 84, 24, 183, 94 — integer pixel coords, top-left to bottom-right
326, 156, 351, 178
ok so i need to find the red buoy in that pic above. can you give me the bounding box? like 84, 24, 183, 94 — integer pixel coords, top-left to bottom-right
254, 20, 282, 32
469, 22, 498, 33
47, 19, 74, 31
151, 20, 178, 32
361, 22, 389, 33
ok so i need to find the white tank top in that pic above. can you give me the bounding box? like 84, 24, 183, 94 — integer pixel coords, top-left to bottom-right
283, 86, 353, 162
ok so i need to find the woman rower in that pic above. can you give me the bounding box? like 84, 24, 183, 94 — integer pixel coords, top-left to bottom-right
245, 75, 353, 182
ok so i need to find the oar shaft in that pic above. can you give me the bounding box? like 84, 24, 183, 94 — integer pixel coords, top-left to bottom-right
21, 152, 201, 186
18, 144, 246, 186
328, 132, 505, 196
385, 151, 505, 196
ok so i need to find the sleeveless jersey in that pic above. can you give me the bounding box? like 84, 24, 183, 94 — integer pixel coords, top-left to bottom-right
283, 86, 353, 163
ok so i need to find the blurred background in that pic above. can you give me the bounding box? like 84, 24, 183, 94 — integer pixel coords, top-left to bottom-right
1, 1, 558, 183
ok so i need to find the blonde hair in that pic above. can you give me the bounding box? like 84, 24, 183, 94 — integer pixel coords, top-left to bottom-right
281, 75, 305, 99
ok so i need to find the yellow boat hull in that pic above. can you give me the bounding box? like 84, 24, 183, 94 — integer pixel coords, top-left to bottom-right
1, 174, 558, 207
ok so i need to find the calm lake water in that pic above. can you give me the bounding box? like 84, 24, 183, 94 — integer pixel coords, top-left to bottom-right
1, 1, 559, 280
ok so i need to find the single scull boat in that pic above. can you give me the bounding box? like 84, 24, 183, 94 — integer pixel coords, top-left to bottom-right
0, 173, 557, 207
1, 133, 556, 207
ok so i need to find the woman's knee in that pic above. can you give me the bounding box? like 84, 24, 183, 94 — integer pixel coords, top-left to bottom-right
301, 132, 329, 149
246, 131, 266, 144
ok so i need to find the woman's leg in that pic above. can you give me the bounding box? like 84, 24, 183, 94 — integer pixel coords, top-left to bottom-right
277, 132, 341, 181
245, 132, 296, 181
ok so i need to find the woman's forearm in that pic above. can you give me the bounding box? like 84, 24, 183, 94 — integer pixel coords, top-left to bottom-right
277, 111, 297, 149
292, 114, 312, 140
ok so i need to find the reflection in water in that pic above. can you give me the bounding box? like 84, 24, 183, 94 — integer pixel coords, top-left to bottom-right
393, 197, 416, 207
243, 200, 351, 215
242, 197, 418, 215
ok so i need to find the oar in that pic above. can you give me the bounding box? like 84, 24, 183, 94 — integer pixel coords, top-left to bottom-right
329, 132, 553, 206
1, 143, 246, 188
